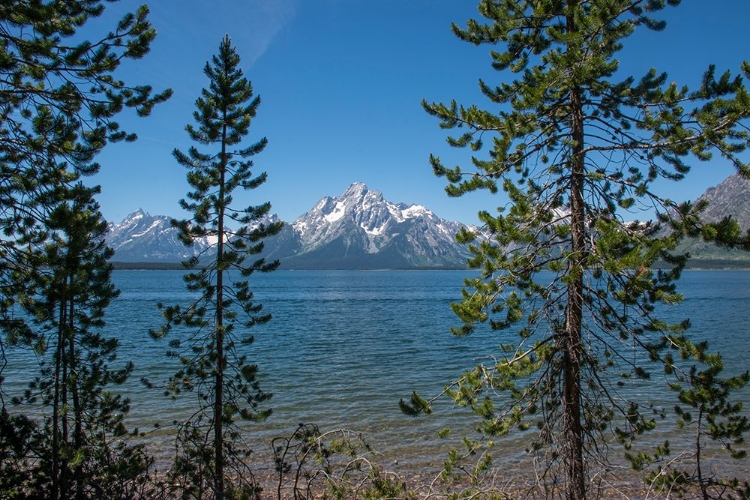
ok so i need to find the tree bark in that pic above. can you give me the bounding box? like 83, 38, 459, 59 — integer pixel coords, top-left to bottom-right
214, 119, 228, 500
67, 290, 84, 500
52, 295, 64, 500
564, 5, 587, 497
564, 84, 587, 499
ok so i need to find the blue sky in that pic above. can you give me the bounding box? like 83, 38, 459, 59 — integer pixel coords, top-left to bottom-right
91, 1, 750, 225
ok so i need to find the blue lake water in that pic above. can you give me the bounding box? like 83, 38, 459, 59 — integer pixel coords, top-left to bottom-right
3, 269, 750, 474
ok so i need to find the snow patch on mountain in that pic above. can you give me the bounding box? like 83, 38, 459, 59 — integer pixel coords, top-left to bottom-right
324, 201, 347, 223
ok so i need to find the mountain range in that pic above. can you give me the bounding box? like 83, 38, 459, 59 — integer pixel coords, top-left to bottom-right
107, 183, 474, 269
106, 176, 750, 269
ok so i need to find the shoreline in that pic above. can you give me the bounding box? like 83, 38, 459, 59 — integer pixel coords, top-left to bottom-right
131, 424, 748, 499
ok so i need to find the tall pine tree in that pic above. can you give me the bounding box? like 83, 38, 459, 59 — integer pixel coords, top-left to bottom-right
1, 2, 169, 495
151, 35, 282, 500
1, 0, 171, 385
6, 179, 149, 498
402, 1, 750, 498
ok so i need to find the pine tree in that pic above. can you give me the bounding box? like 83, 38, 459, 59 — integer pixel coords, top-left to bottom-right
402, 1, 750, 498
631, 342, 750, 498
151, 35, 282, 500
1, 0, 171, 374
8, 180, 149, 498
1, 2, 169, 495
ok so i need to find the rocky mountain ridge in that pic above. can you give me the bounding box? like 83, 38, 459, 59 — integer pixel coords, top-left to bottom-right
674, 173, 750, 265
105, 175, 750, 269
280, 182, 472, 268
106, 183, 474, 269
693, 173, 750, 230
105, 209, 217, 263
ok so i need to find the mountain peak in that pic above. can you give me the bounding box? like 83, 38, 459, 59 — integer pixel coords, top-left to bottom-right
284, 182, 472, 268
341, 182, 380, 201
125, 208, 150, 221
344, 181, 368, 194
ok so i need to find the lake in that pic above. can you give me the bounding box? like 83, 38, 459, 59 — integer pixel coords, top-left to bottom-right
3, 269, 750, 477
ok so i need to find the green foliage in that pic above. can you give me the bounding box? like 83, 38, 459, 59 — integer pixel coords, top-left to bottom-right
0, 0, 170, 370
1, 3, 169, 496
0, 407, 36, 497
3, 181, 152, 498
150, 35, 282, 500
634, 341, 750, 499
272, 423, 417, 500
399, 391, 433, 417
0, 1, 171, 314
412, 0, 750, 498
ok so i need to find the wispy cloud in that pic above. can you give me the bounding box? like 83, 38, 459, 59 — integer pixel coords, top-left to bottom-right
243, 0, 299, 65
146, 0, 299, 67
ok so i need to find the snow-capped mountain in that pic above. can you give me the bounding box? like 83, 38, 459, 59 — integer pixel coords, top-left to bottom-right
106, 209, 217, 263
105, 184, 474, 268
279, 182, 472, 268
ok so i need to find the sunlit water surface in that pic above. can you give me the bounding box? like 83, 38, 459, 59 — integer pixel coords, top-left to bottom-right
3, 269, 749, 479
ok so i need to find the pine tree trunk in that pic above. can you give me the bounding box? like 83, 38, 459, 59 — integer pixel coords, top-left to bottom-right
564, 155, 587, 500
214, 123, 228, 500
215, 272, 225, 500
52, 297, 64, 500
563, 15, 587, 495
67, 291, 85, 500
215, 293, 225, 500
59, 285, 72, 499
697, 406, 708, 500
